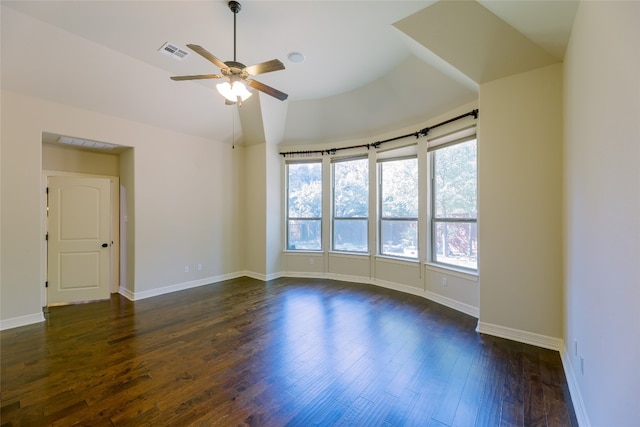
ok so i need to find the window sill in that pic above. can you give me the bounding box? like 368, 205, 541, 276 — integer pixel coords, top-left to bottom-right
328, 251, 371, 258
375, 255, 420, 266
424, 262, 478, 282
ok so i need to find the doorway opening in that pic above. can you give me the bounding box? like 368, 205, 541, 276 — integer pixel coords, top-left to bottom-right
41, 132, 133, 307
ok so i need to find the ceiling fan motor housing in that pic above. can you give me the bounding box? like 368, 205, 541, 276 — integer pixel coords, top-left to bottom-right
222, 61, 249, 79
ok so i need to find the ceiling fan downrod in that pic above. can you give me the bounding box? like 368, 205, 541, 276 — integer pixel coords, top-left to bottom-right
228, 1, 241, 62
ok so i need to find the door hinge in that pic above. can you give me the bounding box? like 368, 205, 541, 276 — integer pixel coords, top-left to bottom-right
45, 281, 48, 288
46, 187, 49, 194
45, 233, 48, 241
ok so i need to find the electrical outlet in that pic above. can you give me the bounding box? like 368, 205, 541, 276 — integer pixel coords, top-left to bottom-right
309, 258, 315, 265
441, 277, 448, 287
184, 265, 190, 273
197, 264, 202, 271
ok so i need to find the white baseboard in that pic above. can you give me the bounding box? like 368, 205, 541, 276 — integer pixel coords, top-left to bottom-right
120, 272, 245, 301
243, 271, 268, 281
0, 312, 46, 331
371, 277, 425, 298
244, 270, 283, 282
476, 321, 563, 351
281, 271, 327, 279
118, 286, 135, 301
560, 344, 591, 427
328, 272, 375, 285
424, 290, 479, 318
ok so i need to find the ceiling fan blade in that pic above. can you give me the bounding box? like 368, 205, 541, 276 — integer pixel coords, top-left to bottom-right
244, 59, 285, 76
187, 44, 228, 70
247, 79, 288, 101
170, 74, 222, 81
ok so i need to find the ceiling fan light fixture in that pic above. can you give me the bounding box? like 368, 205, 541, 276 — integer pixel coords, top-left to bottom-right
216, 79, 252, 103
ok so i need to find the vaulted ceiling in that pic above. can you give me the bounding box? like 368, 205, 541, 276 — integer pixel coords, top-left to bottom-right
1, 1, 578, 147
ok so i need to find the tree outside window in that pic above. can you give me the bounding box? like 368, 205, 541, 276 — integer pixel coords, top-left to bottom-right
287, 162, 322, 250
380, 157, 418, 259
333, 158, 368, 252
431, 139, 477, 270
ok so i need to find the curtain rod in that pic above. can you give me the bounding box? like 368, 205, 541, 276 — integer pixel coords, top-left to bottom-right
280, 109, 478, 158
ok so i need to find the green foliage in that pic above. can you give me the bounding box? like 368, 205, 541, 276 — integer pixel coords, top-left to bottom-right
334, 158, 368, 217
434, 140, 477, 218
288, 162, 322, 218
381, 158, 418, 218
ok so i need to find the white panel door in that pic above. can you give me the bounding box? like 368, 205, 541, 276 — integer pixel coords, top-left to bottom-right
48, 176, 111, 305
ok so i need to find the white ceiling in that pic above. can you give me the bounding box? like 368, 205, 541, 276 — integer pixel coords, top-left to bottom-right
1, 0, 578, 148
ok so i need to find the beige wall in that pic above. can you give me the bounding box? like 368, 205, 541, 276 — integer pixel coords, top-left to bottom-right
477, 63, 563, 339
119, 148, 135, 295
243, 141, 284, 280
266, 142, 283, 278
0, 91, 245, 325
42, 143, 120, 176
245, 144, 267, 277
1, 93, 44, 322
564, 1, 640, 425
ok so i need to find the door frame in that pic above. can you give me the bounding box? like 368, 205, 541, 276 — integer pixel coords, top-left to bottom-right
42, 171, 120, 307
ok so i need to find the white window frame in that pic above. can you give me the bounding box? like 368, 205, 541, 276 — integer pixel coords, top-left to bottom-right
428, 133, 477, 272
286, 160, 323, 251
378, 154, 419, 260
331, 156, 369, 254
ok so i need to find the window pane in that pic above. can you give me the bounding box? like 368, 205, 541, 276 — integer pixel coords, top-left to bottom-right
381, 158, 418, 218
333, 219, 368, 252
380, 220, 418, 259
433, 221, 477, 270
288, 219, 321, 250
433, 140, 477, 219
334, 159, 368, 218
288, 163, 322, 218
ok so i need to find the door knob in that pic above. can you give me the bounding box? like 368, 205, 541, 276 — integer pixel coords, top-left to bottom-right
101, 243, 109, 248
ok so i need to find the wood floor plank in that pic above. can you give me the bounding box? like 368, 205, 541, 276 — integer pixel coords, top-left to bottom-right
384, 387, 422, 426
451, 356, 489, 427
454, 337, 507, 427
1, 277, 577, 426
523, 349, 546, 427
432, 350, 475, 425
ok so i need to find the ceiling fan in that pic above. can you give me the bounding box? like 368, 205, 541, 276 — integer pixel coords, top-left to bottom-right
170, 1, 288, 106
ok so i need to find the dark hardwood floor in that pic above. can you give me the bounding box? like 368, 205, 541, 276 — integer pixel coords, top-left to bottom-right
1, 277, 577, 426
